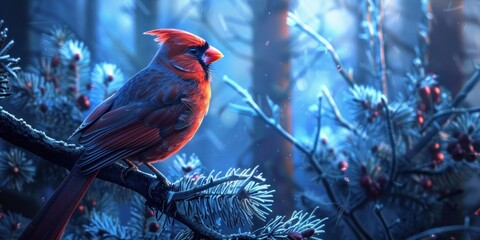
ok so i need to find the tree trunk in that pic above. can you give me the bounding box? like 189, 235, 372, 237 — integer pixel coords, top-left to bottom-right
249, 0, 293, 217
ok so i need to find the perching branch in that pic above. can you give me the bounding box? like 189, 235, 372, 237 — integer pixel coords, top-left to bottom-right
0, 107, 272, 240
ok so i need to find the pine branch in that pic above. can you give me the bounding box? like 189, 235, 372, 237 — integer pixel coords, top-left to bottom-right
0, 106, 325, 240
0, 107, 246, 239
406, 68, 480, 159
224, 75, 373, 240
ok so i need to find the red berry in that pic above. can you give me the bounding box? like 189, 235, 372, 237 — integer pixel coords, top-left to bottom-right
431, 85, 441, 103
12, 166, 19, 174
419, 86, 431, 101
338, 161, 348, 172
360, 176, 372, 189
417, 115, 424, 126
145, 209, 155, 218
422, 178, 432, 191
76, 95, 91, 111
73, 53, 81, 61
105, 74, 114, 83
321, 137, 328, 145
301, 228, 316, 238
77, 205, 85, 214
287, 232, 302, 240
90, 200, 97, 207
372, 111, 380, 117
429, 143, 441, 154
149, 222, 160, 232
435, 152, 444, 162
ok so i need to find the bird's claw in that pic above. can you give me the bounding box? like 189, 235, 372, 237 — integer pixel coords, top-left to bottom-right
121, 165, 139, 184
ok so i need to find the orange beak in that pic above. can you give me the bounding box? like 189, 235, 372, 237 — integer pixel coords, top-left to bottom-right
203, 46, 223, 65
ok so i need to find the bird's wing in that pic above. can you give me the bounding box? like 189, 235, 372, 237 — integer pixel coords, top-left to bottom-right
68, 94, 116, 140
77, 97, 192, 174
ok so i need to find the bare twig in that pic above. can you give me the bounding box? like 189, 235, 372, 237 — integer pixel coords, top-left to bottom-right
311, 95, 323, 155
287, 12, 356, 87
374, 205, 394, 240
321, 86, 359, 135
381, 97, 397, 188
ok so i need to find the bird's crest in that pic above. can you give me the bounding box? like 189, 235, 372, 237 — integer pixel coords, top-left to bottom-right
144, 29, 205, 47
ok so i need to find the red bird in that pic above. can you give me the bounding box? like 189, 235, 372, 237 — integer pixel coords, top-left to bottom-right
21, 29, 223, 240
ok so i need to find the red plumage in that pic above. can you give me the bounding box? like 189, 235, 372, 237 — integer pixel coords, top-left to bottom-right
21, 29, 223, 240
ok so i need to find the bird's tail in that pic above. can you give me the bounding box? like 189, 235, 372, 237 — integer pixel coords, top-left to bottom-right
20, 167, 98, 240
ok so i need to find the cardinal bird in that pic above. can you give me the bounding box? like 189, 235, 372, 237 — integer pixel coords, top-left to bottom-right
20, 29, 223, 240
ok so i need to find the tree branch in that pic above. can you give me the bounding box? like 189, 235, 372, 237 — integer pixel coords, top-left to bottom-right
406, 68, 480, 160
224, 75, 374, 240
0, 106, 256, 240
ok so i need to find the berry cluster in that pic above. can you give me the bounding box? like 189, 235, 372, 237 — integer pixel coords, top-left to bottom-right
359, 165, 388, 200
418, 85, 442, 111
416, 84, 442, 126
360, 100, 384, 123
429, 142, 444, 168
447, 133, 480, 162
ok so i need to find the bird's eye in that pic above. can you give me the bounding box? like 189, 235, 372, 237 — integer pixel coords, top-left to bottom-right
187, 47, 199, 55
